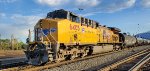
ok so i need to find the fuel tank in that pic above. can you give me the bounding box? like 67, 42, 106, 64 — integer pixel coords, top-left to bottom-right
92, 45, 114, 54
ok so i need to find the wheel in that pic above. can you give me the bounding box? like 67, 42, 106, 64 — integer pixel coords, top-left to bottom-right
70, 51, 77, 60
79, 51, 87, 58
55, 53, 65, 63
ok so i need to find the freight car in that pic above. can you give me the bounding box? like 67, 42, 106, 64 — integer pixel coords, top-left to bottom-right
24, 9, 149, 65
119, 34, 150, 47
119, 33, 137, 48
137, 38, 150, 45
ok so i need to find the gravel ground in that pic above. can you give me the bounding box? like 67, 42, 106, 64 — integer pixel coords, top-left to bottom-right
140, 60, 150, 71
46, 45, 150, 71
109, 54, 148, 71
0, 50, 25, 59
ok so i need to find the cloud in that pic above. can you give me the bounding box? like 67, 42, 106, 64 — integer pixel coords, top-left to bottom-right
11, 14, 42, 26
75, 0, 100, 8
80, 13, 96, 17
0, 14, 42, 40
36, 0, 101, 8
80, 0, 136, 16
37, 0, 69, 6
36, 0, 136, 16
0, 0, 17, 3
0, 13, 6, 17
141, 0, 150, 8
0, 23, 28, 38
101, 0, 136, 13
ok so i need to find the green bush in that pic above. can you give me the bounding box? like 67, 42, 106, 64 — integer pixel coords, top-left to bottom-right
0, 39, 26, 50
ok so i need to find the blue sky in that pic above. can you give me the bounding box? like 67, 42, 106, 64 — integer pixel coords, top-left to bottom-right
0, 0, 150, 42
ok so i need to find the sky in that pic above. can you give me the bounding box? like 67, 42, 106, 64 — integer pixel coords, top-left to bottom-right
0, 0, 150, 42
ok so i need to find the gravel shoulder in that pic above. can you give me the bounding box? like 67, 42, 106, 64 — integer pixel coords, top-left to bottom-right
0, 50, 25, 59
46, 45, 150, 71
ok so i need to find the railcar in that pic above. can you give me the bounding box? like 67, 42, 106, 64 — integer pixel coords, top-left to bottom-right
147, 40, 150, 44
119, 33, 137, 47
143, 39, 150, 45
136, 38, 144, 46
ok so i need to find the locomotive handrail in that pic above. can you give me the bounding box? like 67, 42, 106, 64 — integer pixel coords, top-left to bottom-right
49, 29, 58, 49
40, 27, 58, 49
49, 29, 57, 43
40, 28, 51, 43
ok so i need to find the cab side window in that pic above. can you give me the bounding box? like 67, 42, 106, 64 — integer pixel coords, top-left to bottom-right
89, 20, 92, 25
69, 13, 80, 23
85, 18, 88, 25
81, 17, 84, 25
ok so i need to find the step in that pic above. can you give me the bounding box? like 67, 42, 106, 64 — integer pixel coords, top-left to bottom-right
48, 51, 54, 54
47, 48, 52, 50
48, 54, 53, 58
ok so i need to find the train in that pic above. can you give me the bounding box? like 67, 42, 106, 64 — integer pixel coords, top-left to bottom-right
24, 9, 150, 65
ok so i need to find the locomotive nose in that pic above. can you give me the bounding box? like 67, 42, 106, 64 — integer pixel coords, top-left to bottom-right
24, 43, 49, 65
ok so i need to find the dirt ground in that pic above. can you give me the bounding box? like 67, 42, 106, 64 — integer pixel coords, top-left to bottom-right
0, 50, 25, 59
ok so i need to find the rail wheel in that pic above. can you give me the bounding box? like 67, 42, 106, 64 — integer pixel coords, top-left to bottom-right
70, 51, 77, 60
55, 53, 65, 63
80, 51, 87, 58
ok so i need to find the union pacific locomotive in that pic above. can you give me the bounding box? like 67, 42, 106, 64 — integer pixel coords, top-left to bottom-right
24, 9, 150, 65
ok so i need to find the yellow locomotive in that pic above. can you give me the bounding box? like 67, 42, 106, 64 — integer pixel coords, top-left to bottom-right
25, 9, 122, 65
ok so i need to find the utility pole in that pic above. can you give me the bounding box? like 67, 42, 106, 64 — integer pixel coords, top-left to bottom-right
138, 24, 140, 38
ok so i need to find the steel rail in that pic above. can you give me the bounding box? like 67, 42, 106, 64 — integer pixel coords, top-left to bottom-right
99, 48, 150, 71
129, 53, 150, 71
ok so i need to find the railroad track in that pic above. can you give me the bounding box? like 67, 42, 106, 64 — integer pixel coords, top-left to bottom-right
2, 46, 150, 71
99, 48, 150, 71
139, 59, 150, 71
0, 57, 27, 69
3, 49, 126, 71
129, 53, 150, 71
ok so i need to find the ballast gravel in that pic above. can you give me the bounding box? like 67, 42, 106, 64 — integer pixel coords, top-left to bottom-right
45, 45, 150, 71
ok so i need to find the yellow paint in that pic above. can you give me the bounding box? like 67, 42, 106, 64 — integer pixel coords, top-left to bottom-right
34, 18, 120, 45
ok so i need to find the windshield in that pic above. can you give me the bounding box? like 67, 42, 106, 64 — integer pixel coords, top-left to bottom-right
35, 28, 43, 41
